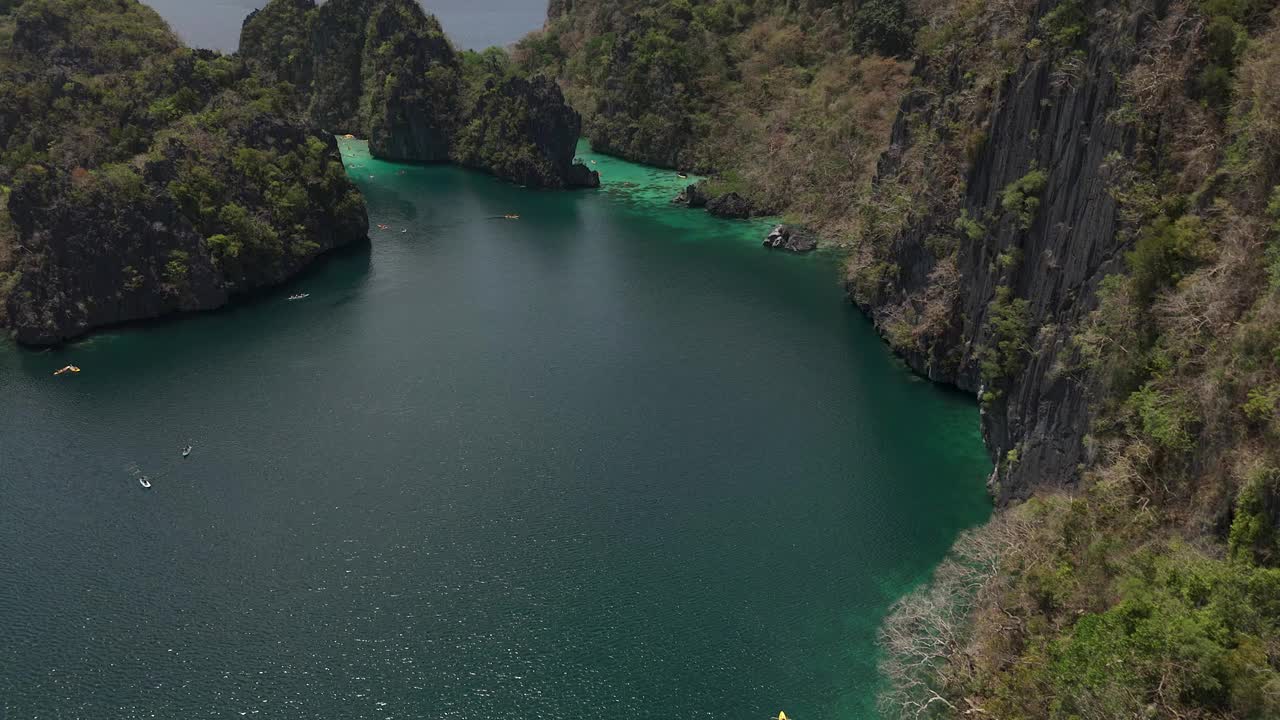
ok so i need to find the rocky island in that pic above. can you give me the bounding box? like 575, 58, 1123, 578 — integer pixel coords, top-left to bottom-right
0, 0, 368, 346
240, 0, 599, 189
0, 0, 600, 346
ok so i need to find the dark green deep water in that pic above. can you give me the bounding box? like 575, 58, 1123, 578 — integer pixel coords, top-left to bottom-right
0, 141, 991, 719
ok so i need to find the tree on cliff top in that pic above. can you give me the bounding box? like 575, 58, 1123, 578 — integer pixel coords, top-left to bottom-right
0, 0, 366, 344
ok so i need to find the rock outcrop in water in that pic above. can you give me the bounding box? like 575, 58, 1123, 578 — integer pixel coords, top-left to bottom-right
672, 181, 710, 209
239, 0, 599, 189
705, 192, 755, 219
453, 72, 599, 189
0, 0, 368, 346
763, 225, 817, 253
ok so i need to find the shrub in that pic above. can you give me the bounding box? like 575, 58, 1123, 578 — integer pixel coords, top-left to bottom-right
1127, 214, 1204, 303
852, 0, 915, 58
980, 286, 1032, 384
1039, 0, 1087, 47
1241, 384, 1279, 426
1228, 467, 1278, 564
953, 209, 985, 242
96, 163, 146, 201
163, 249, 189, 290
1127, 384, 1196, 452
1048, 546, 1280, 718
1000, 168, 1048, 229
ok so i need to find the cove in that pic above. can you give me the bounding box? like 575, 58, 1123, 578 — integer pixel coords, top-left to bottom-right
0, 141, 991, 719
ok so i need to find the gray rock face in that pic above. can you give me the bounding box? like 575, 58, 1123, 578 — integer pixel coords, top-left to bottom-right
566, 162, 601, 188
763, 224, 817, 253
452, 74, 595, 188
858, 0, 1144, 501
361, 0, 459, 163
672, 181, 709, 208
705, 192, 753, 219
4, 128, 368, 346
239, 0, 316, 89
5, 177, 226, 346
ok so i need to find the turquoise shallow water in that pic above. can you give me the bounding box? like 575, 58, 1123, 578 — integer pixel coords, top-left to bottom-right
0, 140, 990, 719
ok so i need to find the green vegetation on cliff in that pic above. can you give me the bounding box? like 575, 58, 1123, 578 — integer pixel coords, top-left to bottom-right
866, 0, 1280, 718
529, 0, 1280, 717
516, 0, 912, 233
0, 0, 367, 345
240, 0, 598, 188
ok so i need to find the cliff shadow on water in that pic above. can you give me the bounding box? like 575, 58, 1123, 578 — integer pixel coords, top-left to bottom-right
7, 238, 373, 375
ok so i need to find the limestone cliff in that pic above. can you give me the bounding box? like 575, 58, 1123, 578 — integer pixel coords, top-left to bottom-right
0, 0, 368, 346
536, 1, 1280, 714
4, 116, 367, 347
453, 73, 598, 189
240, 0, 598, 188
853, 0, 1142, 500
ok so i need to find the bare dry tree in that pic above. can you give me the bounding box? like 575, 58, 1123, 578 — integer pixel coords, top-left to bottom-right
878, 514, 1031, 719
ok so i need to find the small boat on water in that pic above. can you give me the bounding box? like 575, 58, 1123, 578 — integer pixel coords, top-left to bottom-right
288, 293, 310, 301
53, 365, 81, 376
139, 477, 152, 489
677, 172, 688, 179
182, 445, 193, 458
503, 214, 520, 220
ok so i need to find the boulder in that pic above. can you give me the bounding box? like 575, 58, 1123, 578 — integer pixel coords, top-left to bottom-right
672, 180, 709, 208
705, 192, 753, 219
763, 224, 818, 253
567, 162, 601, 188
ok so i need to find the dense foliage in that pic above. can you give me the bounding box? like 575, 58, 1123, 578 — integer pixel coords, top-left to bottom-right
529, 0, 1280, 717
0, 0, 366, 344
241, 0, 595, 188
516, 0, 913, 233
862, 0, 1280, 718
451, 49, 593, 187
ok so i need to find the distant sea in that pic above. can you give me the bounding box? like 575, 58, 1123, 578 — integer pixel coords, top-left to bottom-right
144, 0, 549, 53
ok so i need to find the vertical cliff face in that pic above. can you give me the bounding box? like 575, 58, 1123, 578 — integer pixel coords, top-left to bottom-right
854, 0, 1152, 500
299, 0, 460, 158
306, 0, 372, 132
238, 0, 316, 89
5, 168, 228, 345
452, 74, 597, 189
362, 0, 459, 162
963, 4, 1137, 499
4, 123, 368, 346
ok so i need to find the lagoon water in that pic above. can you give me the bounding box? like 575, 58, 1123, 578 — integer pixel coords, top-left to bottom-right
0, 140, 990, 718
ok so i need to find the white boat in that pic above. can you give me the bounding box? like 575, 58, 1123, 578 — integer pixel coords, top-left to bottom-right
139, 477, 152, 489
288, 293, 310, 301
182, 445, 192, 458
